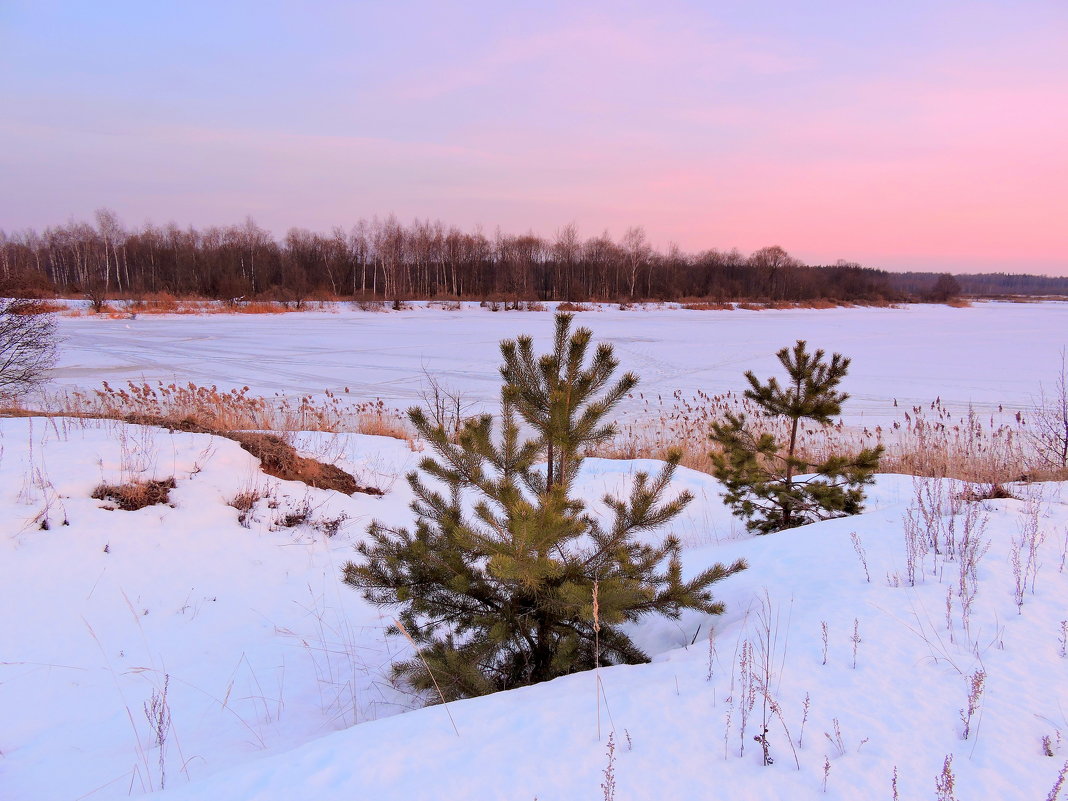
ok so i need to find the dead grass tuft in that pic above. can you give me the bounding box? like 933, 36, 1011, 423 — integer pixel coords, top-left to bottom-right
229, 489, 262, 513
92, 478, 177, 510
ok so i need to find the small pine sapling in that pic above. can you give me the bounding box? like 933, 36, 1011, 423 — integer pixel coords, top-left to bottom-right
710, 340, 883, 534
344, 313, 746, 700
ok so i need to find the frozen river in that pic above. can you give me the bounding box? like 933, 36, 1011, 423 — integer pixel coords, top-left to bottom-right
51, 301, 1068, 423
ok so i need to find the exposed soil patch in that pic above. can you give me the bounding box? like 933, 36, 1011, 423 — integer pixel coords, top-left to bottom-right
229, 432, 384, 496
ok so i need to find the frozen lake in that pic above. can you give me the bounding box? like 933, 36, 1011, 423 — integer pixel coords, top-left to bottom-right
52, 301, 1068, 423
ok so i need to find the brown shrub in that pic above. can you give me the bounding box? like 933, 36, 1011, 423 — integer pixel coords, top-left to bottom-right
235, 301, 293, 314
682, 301, 735, 310
7, 300, 65, 315
92, 478, 177, 510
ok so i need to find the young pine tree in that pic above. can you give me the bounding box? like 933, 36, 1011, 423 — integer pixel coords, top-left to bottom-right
344, 313, 746, 700
710, 340, 883, 535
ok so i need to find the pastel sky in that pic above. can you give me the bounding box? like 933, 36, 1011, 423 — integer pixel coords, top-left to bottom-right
2, 1, 1066, 274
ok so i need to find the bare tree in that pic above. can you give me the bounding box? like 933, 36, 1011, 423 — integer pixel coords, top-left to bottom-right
622, 226, 650, 300
418, 367, 476, 437
0, 299, 58, 399
1030, 348, 1068, 470
749, 245, 800, 301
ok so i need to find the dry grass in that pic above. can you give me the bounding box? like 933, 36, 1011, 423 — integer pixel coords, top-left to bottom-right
13, 381, 403, 495
50, 382, 412, 441
6, 299, 65, 315
92, 478, 176, 510
682, 301, 735, 311
15, 379, 1066, 490
599, 391, 1068, 486
61, 295, 311, 316
228, 487, 264, 527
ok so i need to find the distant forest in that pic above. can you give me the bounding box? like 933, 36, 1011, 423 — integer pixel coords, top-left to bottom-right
2, 211, 1066, 304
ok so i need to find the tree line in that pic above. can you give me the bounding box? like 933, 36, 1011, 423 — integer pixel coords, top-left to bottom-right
1, 210, 1062, 304
891, 271, 1068, 298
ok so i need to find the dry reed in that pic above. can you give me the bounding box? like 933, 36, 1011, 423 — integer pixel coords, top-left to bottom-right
30, 381, 412, 441
600, 391, 1067, 486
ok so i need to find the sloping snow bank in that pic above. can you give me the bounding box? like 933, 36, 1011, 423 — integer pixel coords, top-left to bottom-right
2, 419, 1066, 800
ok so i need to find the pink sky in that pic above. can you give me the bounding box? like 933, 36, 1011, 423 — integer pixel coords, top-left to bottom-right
2, 1, 1066, 274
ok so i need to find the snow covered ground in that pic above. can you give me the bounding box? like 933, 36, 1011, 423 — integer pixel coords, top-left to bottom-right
51, 300, 1068, 424
3, 302, 1067, 799
3, 417, 1066, 800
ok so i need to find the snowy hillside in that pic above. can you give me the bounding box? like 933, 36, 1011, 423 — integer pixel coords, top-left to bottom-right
3, 416, 1067, 800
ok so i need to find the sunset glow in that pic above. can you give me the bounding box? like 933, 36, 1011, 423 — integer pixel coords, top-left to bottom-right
2, 0, 1066, 273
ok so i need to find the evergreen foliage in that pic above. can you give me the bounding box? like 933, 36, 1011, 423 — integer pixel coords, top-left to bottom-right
343, 313, 746, 700
710, 340, 883, 535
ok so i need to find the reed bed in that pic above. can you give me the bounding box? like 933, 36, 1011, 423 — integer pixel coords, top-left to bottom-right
9, 382, 1065, 486
602, 391, 1066, 486
30, 381, 412, 441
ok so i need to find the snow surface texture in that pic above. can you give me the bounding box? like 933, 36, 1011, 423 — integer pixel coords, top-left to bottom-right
50, 301, 1068, 424
3, 419, 1067, 800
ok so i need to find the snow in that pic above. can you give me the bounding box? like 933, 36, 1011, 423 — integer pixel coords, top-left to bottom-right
51, 300, 1068, 423
3, 303, 1068, 800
